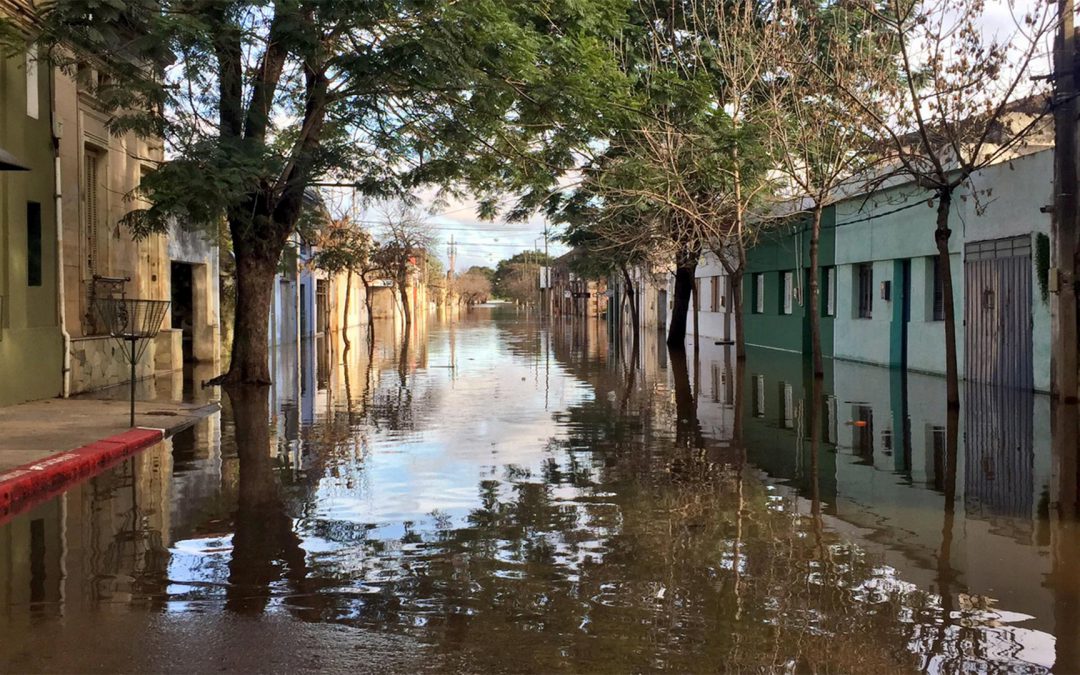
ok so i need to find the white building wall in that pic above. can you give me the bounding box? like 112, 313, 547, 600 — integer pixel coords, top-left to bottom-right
691, 253, 735, 342
832, 148, 1052, 391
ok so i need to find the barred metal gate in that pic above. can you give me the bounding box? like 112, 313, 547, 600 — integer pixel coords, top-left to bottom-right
964, 236, 1033, 390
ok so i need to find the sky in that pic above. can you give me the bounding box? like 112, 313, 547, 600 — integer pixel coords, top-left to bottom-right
343, 188, 568, 273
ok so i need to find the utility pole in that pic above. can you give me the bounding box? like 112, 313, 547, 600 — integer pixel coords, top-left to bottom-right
448, 234, 456, 279
1053, 0, 1079, 404
543, 226, 551, 320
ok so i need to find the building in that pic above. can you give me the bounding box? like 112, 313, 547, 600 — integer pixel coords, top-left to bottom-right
740, 148, 1053, 392
0, 8, 64, 406
1, 3, 221, 403
550, 249, 609, 318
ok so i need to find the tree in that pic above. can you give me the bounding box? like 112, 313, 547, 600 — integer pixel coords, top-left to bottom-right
493, 251, 551, 305
28, 0, 633, 386
310, 215, 373, 349
379, 209, 436, 327
830, 0, 1056, 407
649, 0, 783, 361
559, 211, 655, 340
762, 2, 885, 378
454, 270, 493, 306
553, 0, 773, 351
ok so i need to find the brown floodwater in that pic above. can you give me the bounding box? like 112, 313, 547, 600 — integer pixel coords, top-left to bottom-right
1, 305, 1078, 673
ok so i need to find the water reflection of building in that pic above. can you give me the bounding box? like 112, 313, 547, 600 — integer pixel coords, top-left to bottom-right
0, 412, 229, 616
727, 347, 1056, 639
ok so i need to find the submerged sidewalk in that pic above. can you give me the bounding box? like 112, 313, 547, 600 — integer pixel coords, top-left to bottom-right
0, 396, 219, 520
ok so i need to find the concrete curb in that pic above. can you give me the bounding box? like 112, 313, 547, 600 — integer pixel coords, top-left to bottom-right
0, 427, 164, 524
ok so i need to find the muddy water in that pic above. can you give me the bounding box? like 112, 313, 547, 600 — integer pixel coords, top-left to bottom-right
0, 305, 1077, 673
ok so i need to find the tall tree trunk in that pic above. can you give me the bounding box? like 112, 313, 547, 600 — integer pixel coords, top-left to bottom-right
223, 247, 277, 385
360, 273, 374, 340
342, 268, 352, 350
398, 275, 412, 326
809, 377, 825, 554
667, 249, 697, 349
809, 204, 824, 379
731, 267, 746, 361
620, 263, 640, 340
935, 189, 960, 409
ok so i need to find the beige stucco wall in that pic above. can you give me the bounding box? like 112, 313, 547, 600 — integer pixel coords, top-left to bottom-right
0, 22, 64, 406
53, 59, 179, 393
54, 64, 169, 340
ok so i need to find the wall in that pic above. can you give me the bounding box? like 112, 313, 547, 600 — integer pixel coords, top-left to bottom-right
53, 58, 171, 395
69, 335, 157, 395
167, 220, 220, 364
327, 269, 368, 334
0, 37, 64, 406
691, 253, 735, 342
743, 209, 836, 356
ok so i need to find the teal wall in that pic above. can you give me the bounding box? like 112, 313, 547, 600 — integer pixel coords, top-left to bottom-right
743, 207, 836, 357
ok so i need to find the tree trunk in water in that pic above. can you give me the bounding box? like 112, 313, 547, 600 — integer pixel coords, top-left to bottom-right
809, 205, 824, 379
809, 377, 825, 553
620, 264, 640, 340
223, 250, 277, 385
732, 268, 746, 361
398, 276, 412, 326
342, 269, 352, 350
935, 189, 960, 409
667, 254, 696, 349
361, 275, 374, 340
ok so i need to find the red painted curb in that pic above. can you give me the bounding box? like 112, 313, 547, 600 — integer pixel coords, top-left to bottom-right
0, 427, 163, 524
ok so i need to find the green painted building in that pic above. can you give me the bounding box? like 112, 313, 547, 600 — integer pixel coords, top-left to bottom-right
0, 42, 64, 406
742, 207, 837, 365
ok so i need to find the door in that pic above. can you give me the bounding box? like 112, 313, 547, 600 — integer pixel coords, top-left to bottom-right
964, 236, 1033, 390
657, 289, 668, 329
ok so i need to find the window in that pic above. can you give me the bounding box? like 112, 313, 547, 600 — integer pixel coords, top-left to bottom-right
710, 276, 720, 312
753, 273, 765, 314
779, 382, 794, 429
856, 263, 873, 319
780, 271, 793, 315
27, 202, 42, 287
824, 267, 836, 317
930, 257, 945, 321
84, 148, 102, 277
753, 374, 765, 417
693, 278, 701, 311
25, 45, 39, 119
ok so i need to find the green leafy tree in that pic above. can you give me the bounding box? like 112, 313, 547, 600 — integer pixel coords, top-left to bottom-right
493, 251, 552, 305
27, 0, 632, 385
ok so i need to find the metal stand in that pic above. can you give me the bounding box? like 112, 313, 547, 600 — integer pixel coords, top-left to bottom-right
95, 298, 170, 428
129, 337, 137, 427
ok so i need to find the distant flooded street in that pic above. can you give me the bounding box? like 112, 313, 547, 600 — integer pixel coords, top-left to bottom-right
1, 305, 1077, 673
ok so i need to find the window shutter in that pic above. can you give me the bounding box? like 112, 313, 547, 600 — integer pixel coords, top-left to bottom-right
85, 151, 99, 276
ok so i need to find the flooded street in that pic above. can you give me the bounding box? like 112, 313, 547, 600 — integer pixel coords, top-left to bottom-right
1, 306, 1077, 673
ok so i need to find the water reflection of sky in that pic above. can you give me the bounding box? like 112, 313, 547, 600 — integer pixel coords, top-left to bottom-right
307, 320, 595, 530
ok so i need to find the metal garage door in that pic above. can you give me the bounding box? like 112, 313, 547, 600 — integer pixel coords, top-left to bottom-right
964, 235, 1033, 390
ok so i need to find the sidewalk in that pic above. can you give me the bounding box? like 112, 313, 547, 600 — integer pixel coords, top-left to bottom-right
0, 396, 220, 520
